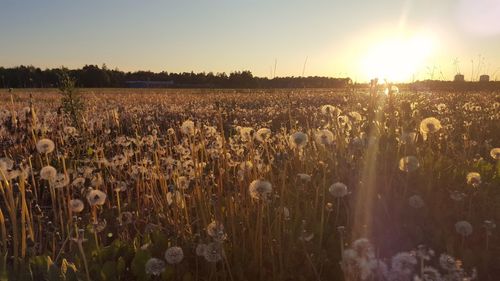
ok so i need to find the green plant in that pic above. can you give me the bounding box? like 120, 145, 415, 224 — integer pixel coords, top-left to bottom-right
58, 70, 84, 127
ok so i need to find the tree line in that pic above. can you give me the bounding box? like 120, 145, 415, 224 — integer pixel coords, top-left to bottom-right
0, 65, 351, 88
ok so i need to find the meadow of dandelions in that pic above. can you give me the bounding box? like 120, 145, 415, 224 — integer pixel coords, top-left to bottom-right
0, 88, 499, 281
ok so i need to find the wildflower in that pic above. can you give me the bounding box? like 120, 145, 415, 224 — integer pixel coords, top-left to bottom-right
419, 117, 442, 135
466, 172, 481, 188
180, 120, 195, 135
255, 128, 271, 142
348, 111, 363, 122
0, 157, 14, 172
398, 156, 420, 173
289, 132, 308, 149
329, 182, 348, 198
297, 173, 311, 182
40, 165, 57, 181
86, 189, 107, 206
283, 207, 290, 220
320, 104, 341, 116
177, 176, 190, 190
53, 173, 70, 188
314, 129, 334, 146
206, 221, 227, 242
299, 231, 314, 242
91, 219, 107, 233
408, 195, 425, 209
36, 138, 55, 154
196, 243, 207, 256
118, 212, 134, 225
439, 254, 456, 271
436, 103, 447, 111
145, 258, 166, 276
490, 148, 500, 160
72, 177, 86, 187
239, 127, 254, 142
63, 126, 78, 136
391, 252, 417, 276
449, 190, 466, 202
421, 266, 442, 281
69, 199, 84, 213
455, 220, 473, 237
203, 242, 223, 263
164, 246, 184, 264
248, 179, 273, 201
109, 154, 128, 167
416, 245, 434, 261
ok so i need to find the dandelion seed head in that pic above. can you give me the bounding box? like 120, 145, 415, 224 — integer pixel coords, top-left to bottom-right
289, 132, 308, 149
36, 138, 55, 154
248, 179, 273, 201
86, 189, 107, 206
69, 199, 84, 213
419, 117, 442, 135
408, 195, 425, 209
455, 220, 473, 237
145, 258, 166, 276
40, 165, 57, 181
466, 172, 481, 188
329, 182, 348, 198
165, 246, 184, 264
399, 156, 420, 173
314, 129, 334, 146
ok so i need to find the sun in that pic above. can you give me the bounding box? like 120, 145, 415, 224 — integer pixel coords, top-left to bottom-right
359, 32, 436, 83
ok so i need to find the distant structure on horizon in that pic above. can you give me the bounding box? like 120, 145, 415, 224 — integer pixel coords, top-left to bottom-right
479, 75, 490, 82
454, 74, 465, 82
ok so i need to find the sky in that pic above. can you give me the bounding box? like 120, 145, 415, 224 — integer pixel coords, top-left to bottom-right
1, 0, 500, 82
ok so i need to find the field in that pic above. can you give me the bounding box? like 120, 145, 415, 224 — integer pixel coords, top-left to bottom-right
1, 87, 499, 281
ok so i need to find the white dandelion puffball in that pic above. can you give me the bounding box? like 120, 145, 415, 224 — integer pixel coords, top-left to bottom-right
165, 246, 184, 264
40, 165, 57, 181
206, 221, 227, 241
145, 258, 166, 276
36, 138, 55, 154
297, 173, 312, 182
203, 242, 223, 263
255, 128, 272, 143
419, 117, 442, 135
466, 172, 481, 188
329, 182, 348, 198
439, 254, 456, 271
455, 220, 473, 237
239, 127, 254, 142
289, 132, 308, 149
63, 126, 78, 136
0, 157, 14, 172
248, 179, 273, 200
320, 104, 341, 116
86, 189, 107, 206
490, 148, 500, 160
314, 129, 334, 146
69, 199, 85, 213
53, 173, 70, 188
408, 195, 425, 209
399, 156, 420, 173
391, 252, 417, 276
196, 244, 207, 256
180, 120, 195, 135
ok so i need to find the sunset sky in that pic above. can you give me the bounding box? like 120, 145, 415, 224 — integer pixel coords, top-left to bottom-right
1, 0, 500, 82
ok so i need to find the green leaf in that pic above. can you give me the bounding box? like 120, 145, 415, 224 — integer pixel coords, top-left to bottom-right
100, 261, 117, 281
0, 252, 8, 281
131, 250, 151, 281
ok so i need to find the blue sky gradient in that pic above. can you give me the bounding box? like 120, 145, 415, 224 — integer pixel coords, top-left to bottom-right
1, 0, 499, 81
